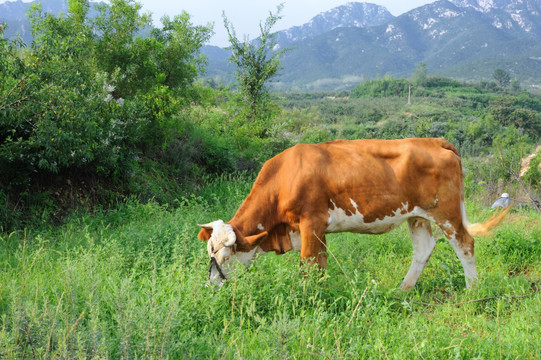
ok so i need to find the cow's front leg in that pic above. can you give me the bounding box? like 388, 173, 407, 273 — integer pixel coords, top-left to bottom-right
299, 220, 327, 269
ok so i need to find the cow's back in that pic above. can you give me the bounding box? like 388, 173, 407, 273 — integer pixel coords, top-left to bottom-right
263, 138, 463, 225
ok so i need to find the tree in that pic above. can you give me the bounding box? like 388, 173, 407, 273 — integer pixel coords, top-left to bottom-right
91, 0, 212, 99
0, 0, 213, 190
511, 77, 521, 92
493, 68, 511, 88
410, 62, 427, 87
223, 4, 287, 119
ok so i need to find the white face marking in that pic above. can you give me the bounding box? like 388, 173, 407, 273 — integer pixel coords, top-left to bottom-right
206, 220, 266, 286
289, 231, 302, 252
257, 224, 265, 231
326, 200, 434, 234
206, 220, 235, 258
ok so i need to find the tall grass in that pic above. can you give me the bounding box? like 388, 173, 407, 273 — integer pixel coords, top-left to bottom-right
1, 175, 540, 359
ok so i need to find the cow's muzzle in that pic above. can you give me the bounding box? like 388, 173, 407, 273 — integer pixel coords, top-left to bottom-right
209, 256, 227, 282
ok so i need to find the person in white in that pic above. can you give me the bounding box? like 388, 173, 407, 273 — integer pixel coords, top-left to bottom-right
491, 193, 511, 208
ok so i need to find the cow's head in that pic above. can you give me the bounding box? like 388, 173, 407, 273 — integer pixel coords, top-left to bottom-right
198, 220, 268, 286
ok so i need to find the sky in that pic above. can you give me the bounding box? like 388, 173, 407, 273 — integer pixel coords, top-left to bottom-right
1, 0, 437, 46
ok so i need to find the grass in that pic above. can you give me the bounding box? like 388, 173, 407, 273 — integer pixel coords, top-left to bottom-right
0, 174, 540, 359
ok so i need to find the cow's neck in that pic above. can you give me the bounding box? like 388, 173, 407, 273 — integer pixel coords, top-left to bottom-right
229, 187, 277, 237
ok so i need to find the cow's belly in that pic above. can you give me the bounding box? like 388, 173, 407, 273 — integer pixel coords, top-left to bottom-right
325, 200, 431, 234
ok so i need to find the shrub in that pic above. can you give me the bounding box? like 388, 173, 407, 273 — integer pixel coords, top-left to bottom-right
0, 0, 215, 229
522, 151, 541, 190
351, 77, 410, 98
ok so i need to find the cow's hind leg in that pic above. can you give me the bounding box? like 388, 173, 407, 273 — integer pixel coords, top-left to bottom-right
441, 224, 477, 288
401, 218, 436, 291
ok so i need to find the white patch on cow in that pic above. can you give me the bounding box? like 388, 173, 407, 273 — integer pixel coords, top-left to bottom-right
234, 246, 264, 266
350, 198, 359, 211
326, 201, 435, 234
257, 224, 265, 231
208, 220, 235, 244
289, 231, 302, 252
328, 199, 338, 225
460, 201, 471, 227
445, 232, 477, 288
441, 221, 453, 230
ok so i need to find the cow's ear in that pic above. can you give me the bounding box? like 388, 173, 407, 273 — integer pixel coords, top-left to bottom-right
198, 228, 212, 241
244, 231, 268, 246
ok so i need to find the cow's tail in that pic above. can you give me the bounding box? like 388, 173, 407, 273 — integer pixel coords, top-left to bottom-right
440, 138, 509, 237
461, 201, 510, 237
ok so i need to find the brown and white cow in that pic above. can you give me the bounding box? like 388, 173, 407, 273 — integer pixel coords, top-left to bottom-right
198, 138, 508, 290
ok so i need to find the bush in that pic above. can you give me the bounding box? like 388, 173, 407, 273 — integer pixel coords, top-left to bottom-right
0, 0, 216, 229
523, 150, 541, 190
351, 77, 410, 98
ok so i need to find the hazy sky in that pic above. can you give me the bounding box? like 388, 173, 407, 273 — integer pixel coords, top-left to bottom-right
1, 0, 437, 46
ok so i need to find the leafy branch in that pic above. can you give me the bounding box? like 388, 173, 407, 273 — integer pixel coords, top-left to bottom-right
223, 3, 289, 120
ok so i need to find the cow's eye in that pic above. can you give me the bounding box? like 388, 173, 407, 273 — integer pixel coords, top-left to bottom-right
224, 256, 231, 262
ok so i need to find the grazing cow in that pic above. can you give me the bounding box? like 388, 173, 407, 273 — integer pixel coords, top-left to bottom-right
197, 138, 508, 290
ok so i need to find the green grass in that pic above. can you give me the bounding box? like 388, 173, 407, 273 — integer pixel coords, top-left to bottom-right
1, 175, 540, 359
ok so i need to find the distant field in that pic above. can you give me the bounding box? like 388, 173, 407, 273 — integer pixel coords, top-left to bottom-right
1, 175, 540, 359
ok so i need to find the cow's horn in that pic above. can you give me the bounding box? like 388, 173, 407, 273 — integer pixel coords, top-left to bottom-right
224, 231, 237, 246
224, 233, 236, 247
197, 222, 214, 230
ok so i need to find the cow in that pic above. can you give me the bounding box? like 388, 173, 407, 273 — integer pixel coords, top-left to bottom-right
197, 138, 508, 290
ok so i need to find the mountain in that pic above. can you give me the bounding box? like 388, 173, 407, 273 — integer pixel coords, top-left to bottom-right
205, 0, 541, 90
448, 0, 541, 41
0, 0, 108, 43
203, 2, 395, 86
273, 2, 394, 48
0, 0, 69, 42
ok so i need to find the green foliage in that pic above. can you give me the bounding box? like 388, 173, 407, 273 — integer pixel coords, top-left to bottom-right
523, 150, 541, 189
2, 6, 142, 185
223, 4, 288, 120
334, 75, 541, 155
493, 68, 511, 88
92, 1, 212, 98
0, 0, 218, 229
351, 76, 411, 98
186, 101, 293, 171
410, 62, 427, 87
487, 223, 541, 274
